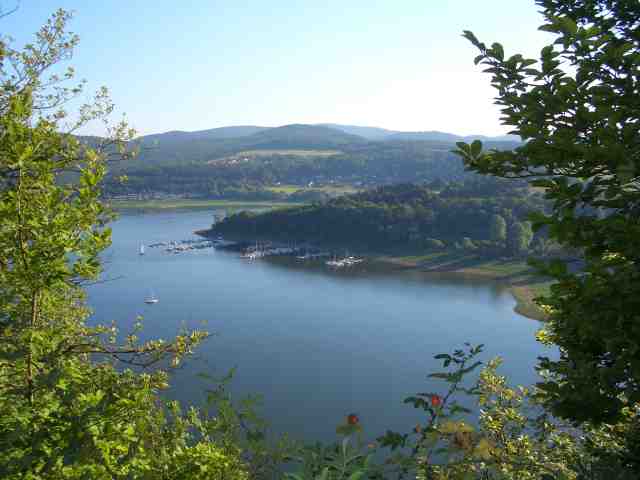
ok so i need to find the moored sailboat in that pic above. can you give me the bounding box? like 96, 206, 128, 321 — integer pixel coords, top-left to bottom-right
144, 289, 159, 304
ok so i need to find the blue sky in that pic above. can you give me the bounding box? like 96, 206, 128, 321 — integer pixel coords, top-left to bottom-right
7, 1, 552, 137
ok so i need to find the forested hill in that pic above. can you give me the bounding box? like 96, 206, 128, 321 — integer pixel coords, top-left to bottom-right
104, 124, 519, 199
104, 141, 469, 198
106, 123, 519, 169
125, 124, 367, 168
210, 179, 548, 255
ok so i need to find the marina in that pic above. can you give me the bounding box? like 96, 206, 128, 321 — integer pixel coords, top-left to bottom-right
143, 230, 366, 267
325, 256, 365, 268
147, 237, 234, 254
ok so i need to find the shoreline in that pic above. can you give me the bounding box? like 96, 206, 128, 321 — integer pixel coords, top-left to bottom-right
371, 255, 550, 321
197, 229, 550, 322
109, 199, 303, 212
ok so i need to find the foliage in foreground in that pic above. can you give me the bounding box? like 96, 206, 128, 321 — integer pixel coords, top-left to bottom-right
0, 11, 246, 479
454, 0, 640, 426
2, 2, 640, 479
286, 345, 638, 479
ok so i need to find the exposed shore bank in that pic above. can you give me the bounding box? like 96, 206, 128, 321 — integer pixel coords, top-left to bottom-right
372, 253, 550, 321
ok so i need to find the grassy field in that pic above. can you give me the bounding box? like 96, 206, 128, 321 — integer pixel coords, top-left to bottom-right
235, 149, 341, 157
109, 199, 303, 211
266, 185, 300, 194
265, 184, 360, 195
208, 149, 342, 165
316, 185, 360, 195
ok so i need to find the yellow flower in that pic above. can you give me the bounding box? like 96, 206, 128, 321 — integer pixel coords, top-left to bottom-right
438, 420, 474, 434
473, 438, 493, 460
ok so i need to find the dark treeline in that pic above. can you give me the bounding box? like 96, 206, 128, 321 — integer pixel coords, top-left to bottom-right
212, 178, 551, 257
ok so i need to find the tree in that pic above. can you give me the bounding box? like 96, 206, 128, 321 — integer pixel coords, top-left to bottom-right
0, 10, 249, 478
461, 237, 477, 251
488, 214, 507, 243
506, 221, 533, 256
425, 237, 446, 249
454, 0, 640, 424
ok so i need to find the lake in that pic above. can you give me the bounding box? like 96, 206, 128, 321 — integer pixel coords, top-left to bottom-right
88, 209, 550, 444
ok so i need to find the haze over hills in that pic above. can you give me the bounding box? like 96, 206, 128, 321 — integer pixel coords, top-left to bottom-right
316, 123, 398, 140
139, 126, 270, 143
317, 124, 520, 143
384, 131, 520, 143
136, 123, 520, 144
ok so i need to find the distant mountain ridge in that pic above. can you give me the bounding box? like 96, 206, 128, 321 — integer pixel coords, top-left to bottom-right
321, 124, 520, 143
137, 123, 519, 144
316, 123, 397, 140
385, 131, 520, 143
238, 124, 365, 148
139, 125, 269, 142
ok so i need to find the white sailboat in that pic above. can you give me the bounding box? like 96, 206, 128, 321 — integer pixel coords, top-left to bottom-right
144, 289, 159, 304
139, 242, 145, 255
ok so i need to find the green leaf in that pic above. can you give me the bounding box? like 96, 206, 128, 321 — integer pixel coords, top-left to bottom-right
491, 42, 504, 61
461, 30, 480, 46
470, 140, 483, 157
434, 354, 452, 360
317, 467, 330, 480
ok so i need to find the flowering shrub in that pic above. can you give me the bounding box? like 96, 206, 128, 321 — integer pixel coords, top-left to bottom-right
285, 344, 639, 479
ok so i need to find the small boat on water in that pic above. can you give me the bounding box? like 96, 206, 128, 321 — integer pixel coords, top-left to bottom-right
326, 255, 344, 268
241, 242, 263, 260
326, 254, 364, 268
139, 243, 145, 255
144, 289, 159, 304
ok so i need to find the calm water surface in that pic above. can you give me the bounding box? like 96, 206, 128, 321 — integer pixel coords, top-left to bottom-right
88, 210, 549, 443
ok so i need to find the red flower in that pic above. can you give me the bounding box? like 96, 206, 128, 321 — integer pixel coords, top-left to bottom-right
430, 394, 442, 408
347, 413, 359, 425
